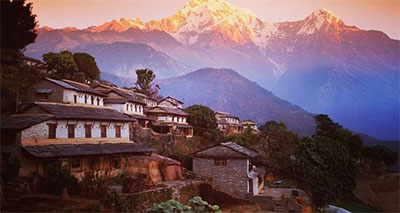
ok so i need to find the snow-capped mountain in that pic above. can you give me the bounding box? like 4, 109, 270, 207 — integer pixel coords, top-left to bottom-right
25, 0, 399, 140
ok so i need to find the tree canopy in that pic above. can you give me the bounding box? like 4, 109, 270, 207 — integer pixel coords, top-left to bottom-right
73, 53, 100, 81
296, 136, 359, 210
135, 69, 156, 96
363, 145, 399, 168
184, 105, 218, 137
1, 0, 37, 50
42, 51, 101, 83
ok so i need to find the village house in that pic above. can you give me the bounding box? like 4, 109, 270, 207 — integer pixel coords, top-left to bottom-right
134, 91, 158, 108
215, 111, 243, 135
240, 120, 258, 131
1, 78, 184, 182
92, 84, 151, 128
192, 142, 265, 198
146, 96, 193, 137
26, 78, 106, 106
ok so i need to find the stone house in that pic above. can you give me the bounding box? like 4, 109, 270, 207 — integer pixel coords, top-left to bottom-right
192, 142, 265, 198
146, 96, 193, 137
215, 112, 243, 135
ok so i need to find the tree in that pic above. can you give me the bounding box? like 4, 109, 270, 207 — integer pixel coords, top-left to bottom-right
184, 105, 218, 137
135, 69, 155, 96
1, 0, 37, 50
73, 53, 100, 82
314, 114, 363, 159
296, 136, 359, 210
43, 51, 82, 82
362, 145, 399, 168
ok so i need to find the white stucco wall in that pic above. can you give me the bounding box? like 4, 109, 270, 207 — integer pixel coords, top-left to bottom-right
63, 90, 104, 106
22, 120, 129, 140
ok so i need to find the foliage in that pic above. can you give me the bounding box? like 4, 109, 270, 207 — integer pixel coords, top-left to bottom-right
189, 196, 221, 213
226, 127, 260, 148
39, 168, 80, 196
184, 105, 219, 137
148, 199, 191, 213
109, 170, 129, 185
259, 120, 288, 134
148, 197, 221, 213
43, 50, 81, 81
135, 68, 156, 96
80, 170, 110, 198
362, 145, 399, 167
73, 52, 100, 81
314, 114, 363, 159
295, 136, 359, 210
1, 0, 37, 50
0, 155, 20, 182
107, 190, 131, 212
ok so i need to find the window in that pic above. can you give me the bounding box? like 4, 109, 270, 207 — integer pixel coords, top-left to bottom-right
101, 125, 107, 137
71, 158, 81, 169
135, 105, 137, 112
85, 124, 92, 138
67, 124, 75, 138
97, 98, 100, 106
110, 157, 121, 169
84, 95, 87, 104
74, 95, 77, 103
214, 158, 227, 166
115, 125, 121, 138
48, 123, 57, 139
91, 96, 94, 105
126, 104, 129, 111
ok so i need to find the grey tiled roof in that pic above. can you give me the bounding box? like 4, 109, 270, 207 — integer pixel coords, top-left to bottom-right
147, 106, 188, 116
22, 143, 154, 158
1, 115, 54, 130
221, 142, 258, 158
45, 78, 106, 97
31, 103, 134, 122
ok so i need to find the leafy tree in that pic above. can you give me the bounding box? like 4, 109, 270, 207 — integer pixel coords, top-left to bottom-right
184, 105, 218, 137
1, 0, 37, 50
135, 69, 155, 96
43, 50, 83, 82
314, 114, 363, 159
73, 52, 100, 81
227, 127, 260, 149
259, 120, 299, 172
362, 145, 399, 168
295, 136, 359, 210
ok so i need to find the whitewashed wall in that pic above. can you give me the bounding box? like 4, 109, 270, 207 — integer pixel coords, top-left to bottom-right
22, 120, 129, 139
63, 89, 104, 106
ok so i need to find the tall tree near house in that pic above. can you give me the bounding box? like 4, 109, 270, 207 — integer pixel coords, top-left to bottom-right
295, 136, 359, 211
185, 105, 218, 136
0, 0, 40, 113
42, 51, 83, 82
1, 0, 37, 51
135, 69, 155, 96
73, 53, 100, 82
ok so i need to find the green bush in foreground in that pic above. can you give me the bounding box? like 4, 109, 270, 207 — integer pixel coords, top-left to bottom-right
148, 196, 221, 213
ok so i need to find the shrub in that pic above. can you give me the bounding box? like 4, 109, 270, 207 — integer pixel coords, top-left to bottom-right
107, 190, 131, 212
189, 196, 221, 213
39, 168, 80, 196
80, 170, 110, 198
148, 199, 191, 213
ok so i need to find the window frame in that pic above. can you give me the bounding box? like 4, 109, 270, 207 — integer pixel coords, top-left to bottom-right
48, 123, 57, 139
67, 124, 75, 138
100, 125, 107, 138
84, 124, 92, 138
115, 125, 121, 138
213, 158, 227, 167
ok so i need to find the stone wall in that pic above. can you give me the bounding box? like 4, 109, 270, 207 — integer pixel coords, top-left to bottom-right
193, 157, 249, 198
27, 80, 64, 103
194, 145, 247, 158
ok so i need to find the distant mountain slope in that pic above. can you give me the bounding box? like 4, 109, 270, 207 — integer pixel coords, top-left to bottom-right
25, 0, 399, 140
74, 42, 192, 79
157, 68, 315, 136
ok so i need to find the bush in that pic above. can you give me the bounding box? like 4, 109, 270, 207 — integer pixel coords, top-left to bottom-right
80, 170, 110, 198
122, 174, 155, 193
39, 168, 80, 196
107, 190, 131, 212
189, 196, 221, 213
148, 196, 221, 213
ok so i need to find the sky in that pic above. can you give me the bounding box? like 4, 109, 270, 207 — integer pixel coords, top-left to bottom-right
29, 0, 400, 39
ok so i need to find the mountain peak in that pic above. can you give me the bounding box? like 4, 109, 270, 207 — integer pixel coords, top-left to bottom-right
296, 8, 348, 36
311, 8, 342, 25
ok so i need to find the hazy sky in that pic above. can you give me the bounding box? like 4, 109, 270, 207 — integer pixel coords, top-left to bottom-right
29, 0, 400, 39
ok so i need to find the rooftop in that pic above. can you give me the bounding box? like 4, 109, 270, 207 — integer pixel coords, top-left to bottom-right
1, 115, 54, 130
22, 143, 154, 158
45, 78, 106, 97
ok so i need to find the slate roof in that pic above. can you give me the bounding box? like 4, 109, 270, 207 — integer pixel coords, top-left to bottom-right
26, 102, 134, 122
221, 142, 258, 158
22, 143, 154, 158
125, 113, 152, 120
1, 115, 54, 130
159, 96, 184, 104
147, 106, 188, 116
101, 87, 144, 105
45, 78, 106, 97
192, 142, 258, 158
